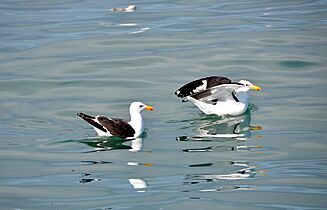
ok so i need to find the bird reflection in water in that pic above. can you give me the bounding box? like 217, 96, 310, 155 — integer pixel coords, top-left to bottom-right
78, 136, 151, 191
183, 161, 261, 193
177, 110, 265, 191
79, 173, 101, 184
187, 161, 256, 182
177, 110, 262, 141
79, 136, 144, 153
182, 144, 263, 153
179, 112, 264, 153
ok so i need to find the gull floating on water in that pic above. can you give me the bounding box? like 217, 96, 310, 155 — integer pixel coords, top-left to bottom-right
110, 5, 136, 12
175, 76, 261, 116
77, 102, 154, 138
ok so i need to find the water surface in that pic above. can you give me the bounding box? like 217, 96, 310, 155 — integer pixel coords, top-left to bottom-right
1, 0, 327, 209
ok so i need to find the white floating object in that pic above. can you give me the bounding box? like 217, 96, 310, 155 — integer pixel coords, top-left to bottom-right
118, 23, 138, 27
110, 5, 136, 12
129, 178, 147, 189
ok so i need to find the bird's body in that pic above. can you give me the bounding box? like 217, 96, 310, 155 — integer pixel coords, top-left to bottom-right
77, 102, 154, 138
175, 76, 261, 116
187, 97, 248, 116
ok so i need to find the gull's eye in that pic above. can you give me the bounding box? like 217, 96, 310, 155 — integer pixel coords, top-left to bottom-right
139, 105, 144, 108
246, 84, 250, 86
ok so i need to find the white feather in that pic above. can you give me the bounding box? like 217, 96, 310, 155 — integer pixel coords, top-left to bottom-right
193, 80, 208, 93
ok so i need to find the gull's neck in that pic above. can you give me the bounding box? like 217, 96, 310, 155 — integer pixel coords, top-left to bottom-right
129, 109, 144, 137
235, 87, 250, 104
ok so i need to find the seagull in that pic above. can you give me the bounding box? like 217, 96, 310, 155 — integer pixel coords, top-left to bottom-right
110, 5, 136, 12
175, 76, 261, 116
77, 102, 154, 138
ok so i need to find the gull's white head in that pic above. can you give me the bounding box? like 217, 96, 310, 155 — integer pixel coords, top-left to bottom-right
130, 102, 155, 113
238, 80, 261, 91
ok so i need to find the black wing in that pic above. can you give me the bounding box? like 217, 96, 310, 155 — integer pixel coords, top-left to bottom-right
77, 112, 107, 133
175, 76, 231, 98
97, 116, 135, 138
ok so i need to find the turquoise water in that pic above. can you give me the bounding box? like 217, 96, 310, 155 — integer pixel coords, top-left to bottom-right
1, 0, 327, 209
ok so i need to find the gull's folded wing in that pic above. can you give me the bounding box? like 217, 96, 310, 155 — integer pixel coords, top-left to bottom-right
191, 84, 242, 103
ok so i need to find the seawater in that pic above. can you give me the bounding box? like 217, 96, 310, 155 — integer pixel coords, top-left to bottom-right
1, 0, 327, 209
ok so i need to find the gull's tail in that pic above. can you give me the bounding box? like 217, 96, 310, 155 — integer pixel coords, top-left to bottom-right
77, 112, 107, 133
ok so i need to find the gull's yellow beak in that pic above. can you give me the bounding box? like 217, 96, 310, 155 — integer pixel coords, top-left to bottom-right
250, 85, 261, 91
144, 105, 155, 111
